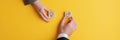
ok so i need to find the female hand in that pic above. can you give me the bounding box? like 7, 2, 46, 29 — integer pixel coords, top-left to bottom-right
32, 0, 51, 22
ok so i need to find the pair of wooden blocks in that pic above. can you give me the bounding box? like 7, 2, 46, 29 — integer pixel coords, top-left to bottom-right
50, 11, 72, 25
49, 11, 71, 18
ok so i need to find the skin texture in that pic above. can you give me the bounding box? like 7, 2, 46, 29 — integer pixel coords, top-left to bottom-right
32, 0, 50, 22
59, 14, 77, 36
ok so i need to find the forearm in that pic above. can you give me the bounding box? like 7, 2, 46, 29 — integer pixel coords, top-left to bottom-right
32, 0, 44, 9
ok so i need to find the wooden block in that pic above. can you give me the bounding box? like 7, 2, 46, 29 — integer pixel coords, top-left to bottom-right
65, 11, 71, 18
49, 10, 54, 18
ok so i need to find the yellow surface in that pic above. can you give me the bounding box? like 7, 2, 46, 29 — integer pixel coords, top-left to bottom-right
0, 0, 120, 40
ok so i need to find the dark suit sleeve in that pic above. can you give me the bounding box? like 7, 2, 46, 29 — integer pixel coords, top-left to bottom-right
23, 0, 36, 5
57, 37, 69, 40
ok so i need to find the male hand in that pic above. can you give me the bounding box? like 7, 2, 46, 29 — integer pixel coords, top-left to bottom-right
59, 14, 77, 36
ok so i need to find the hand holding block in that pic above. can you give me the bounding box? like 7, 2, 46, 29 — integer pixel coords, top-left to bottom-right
64, 11, 72, 25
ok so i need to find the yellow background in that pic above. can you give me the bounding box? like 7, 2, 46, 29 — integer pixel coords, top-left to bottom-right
0, 0, 120, 40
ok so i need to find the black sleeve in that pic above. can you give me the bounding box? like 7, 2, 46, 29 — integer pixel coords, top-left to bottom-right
57, 37, 69, 40
23, 0, 36, 5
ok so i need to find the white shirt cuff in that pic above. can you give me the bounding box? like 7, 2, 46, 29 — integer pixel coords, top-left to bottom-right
57, 33, 68, 39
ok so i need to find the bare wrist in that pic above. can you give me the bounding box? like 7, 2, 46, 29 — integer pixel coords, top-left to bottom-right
32, 0, 44, 7
32, 0, 39, 4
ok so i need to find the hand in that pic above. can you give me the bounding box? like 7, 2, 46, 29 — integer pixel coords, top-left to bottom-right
32, 0, 50, 22
59, 15, 77, 36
